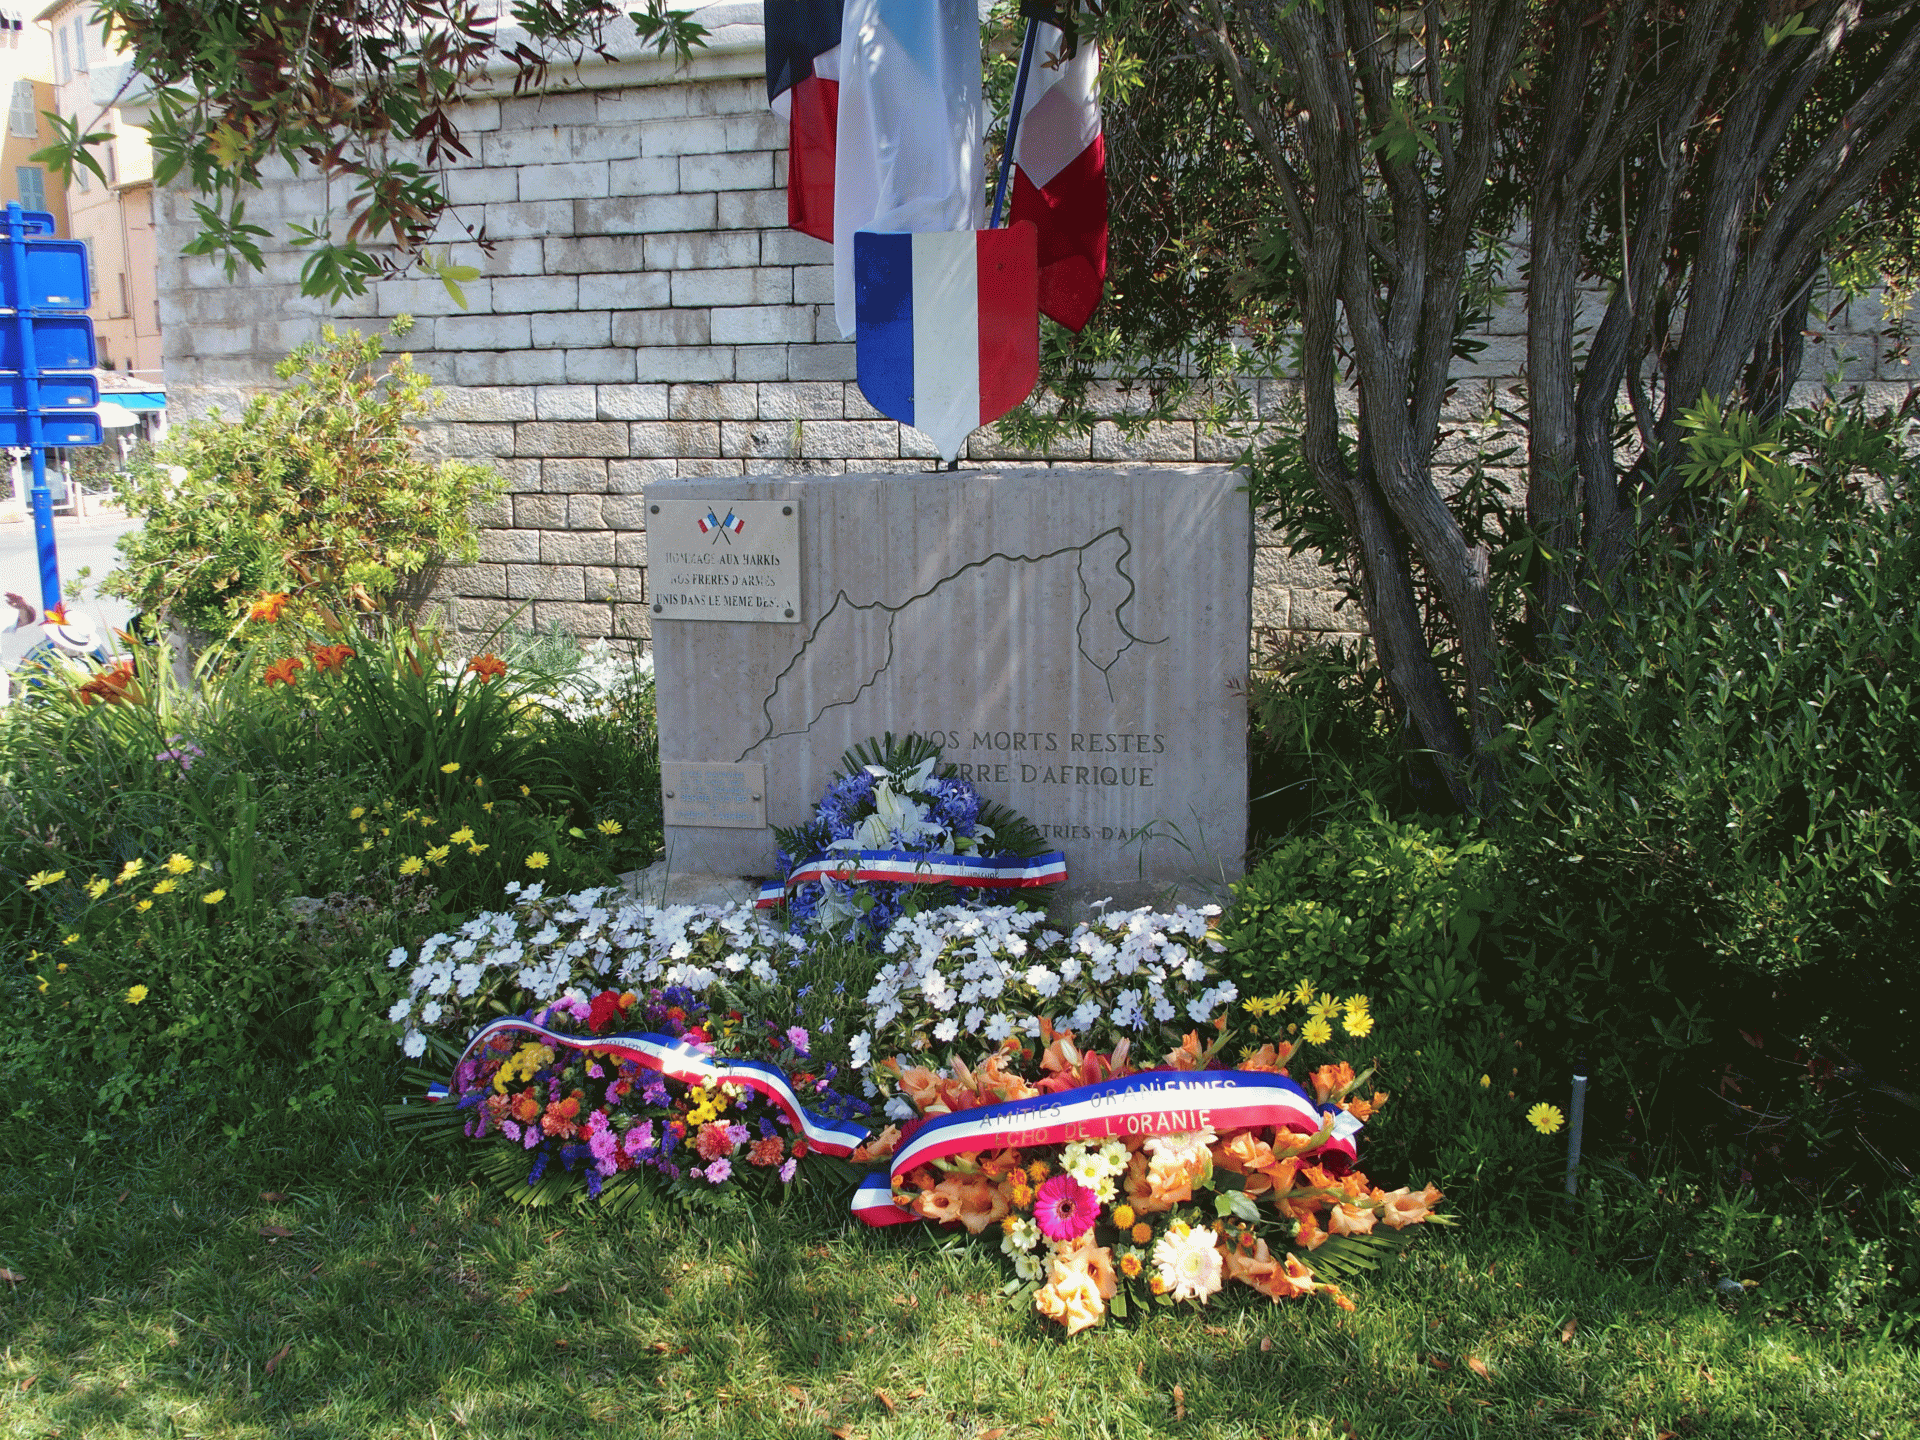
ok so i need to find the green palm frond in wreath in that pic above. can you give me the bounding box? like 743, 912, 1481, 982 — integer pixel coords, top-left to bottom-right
1288, 1226, 1432, 1282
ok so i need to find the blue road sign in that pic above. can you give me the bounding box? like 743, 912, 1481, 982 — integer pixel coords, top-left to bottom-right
0, 374, 97, 410
0, 411, 102, 447
0, 239, 89, 310
1, 200, 104, 611
0, 315, 96, 372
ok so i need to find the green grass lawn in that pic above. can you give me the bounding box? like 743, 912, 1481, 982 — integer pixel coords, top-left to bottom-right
2, 1101, 1914, 1440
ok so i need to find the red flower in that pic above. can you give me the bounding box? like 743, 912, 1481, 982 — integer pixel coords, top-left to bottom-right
791, 1138, 809, 1160
262, 656, 304, 686
466, 653, 507, 682
696, 1121, 737, 1161
308, 642, 355, 674
248, 592, 291, 622
587, 989, 627, 1035
748, 1136, 786, 1167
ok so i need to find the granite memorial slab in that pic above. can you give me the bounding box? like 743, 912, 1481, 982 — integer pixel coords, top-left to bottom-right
648, 467, 1250, 907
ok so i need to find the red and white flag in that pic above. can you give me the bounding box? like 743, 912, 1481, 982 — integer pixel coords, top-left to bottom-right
1007, 23, 1107, 332
765, 0, 845, 242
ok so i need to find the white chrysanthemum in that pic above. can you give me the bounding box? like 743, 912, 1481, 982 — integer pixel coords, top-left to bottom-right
1152, 1222, 1224, 1303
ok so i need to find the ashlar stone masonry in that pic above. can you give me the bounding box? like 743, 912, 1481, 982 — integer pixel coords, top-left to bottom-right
651, 467, 1250, 902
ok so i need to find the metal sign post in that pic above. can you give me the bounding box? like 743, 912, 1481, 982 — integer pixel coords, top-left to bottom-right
0, 201, 101, 614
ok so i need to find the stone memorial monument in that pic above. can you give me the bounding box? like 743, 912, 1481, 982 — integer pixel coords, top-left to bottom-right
648, 467, 1250, 909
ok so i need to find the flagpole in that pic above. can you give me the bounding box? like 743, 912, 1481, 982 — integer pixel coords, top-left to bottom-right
989, 12, 1043, 229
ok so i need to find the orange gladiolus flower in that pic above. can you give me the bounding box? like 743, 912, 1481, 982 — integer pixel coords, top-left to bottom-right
308, 643, 356, 674
1378, 1182, 1445, 1230
466, 653, 508, 681
248, 592, 291, 622
262, 656, 305, 686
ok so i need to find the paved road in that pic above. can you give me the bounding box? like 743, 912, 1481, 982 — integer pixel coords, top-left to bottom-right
0, 507, 142, 640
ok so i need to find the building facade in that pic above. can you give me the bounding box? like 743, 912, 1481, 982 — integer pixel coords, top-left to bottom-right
37, 0, 159, 379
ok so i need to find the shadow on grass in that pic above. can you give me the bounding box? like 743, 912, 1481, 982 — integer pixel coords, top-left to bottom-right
3, 1103, 1917, 1439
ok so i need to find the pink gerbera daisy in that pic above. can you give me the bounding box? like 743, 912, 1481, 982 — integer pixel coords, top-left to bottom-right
1033, 1174, 1099, 1242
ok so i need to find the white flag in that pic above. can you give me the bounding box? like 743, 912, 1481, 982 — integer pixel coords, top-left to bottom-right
832, 0, 985, 338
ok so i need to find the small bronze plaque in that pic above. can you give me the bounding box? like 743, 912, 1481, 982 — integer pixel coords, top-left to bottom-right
661, 761, 767, 828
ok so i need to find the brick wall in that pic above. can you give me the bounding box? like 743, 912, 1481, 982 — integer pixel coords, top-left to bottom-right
153, 10, 1911, 655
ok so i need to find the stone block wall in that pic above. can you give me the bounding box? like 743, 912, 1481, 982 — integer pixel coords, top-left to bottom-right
152, 10, 1910, 657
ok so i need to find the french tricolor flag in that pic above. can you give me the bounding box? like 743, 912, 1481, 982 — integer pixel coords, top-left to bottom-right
722, 509, 746, 537
765, 0, 843, 242
697, 509, 720, 535
854, 226, 1039, 463
1008, 23, 1107, 332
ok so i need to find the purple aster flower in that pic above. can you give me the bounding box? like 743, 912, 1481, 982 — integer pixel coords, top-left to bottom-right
705, 1157, 732, 1183
778, 1157, 798, 1183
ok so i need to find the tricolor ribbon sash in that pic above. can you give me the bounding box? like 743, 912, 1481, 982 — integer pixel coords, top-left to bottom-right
853, 1068, 1361, 1227
428, 1016, 868, 1158
756, 847, 1067, 907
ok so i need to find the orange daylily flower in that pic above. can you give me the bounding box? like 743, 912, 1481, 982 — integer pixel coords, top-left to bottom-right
262, 656, 305, 686
308, 642, 356, 674
77, 661, 139, 706
248, 592, 291, 622
466, 652, 507, 681
1293, 1211, 1329, 1250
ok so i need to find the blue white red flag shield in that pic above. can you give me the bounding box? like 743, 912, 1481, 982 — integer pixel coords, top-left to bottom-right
853, 225, 1040, 462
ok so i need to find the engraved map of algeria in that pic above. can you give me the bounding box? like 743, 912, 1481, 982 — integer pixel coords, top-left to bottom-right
736, 526, 1165, 762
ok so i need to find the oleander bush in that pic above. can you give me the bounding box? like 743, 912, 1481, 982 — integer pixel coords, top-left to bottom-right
104, 321, 504, 634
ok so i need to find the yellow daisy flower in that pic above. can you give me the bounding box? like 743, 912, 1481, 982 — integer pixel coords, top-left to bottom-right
203, 889, 227, 904
1302, 1017, 1333, 1045
449, 827, 475, 845
151, 878, 179, 895
25, 869, 65, 890
399, 856, 426, 876
117, 858, 145, 885
136, 898, 154, 912
1527, 1103, 1565, 1135
349, 806, 367, 820
426, 845, 452, 864
164, 853, 194, 876
440, 762, 461, 774
596, 819, 623, 836
524, 852, 550, 870
86, 877, 110, 899
126, 984, 149, 1004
